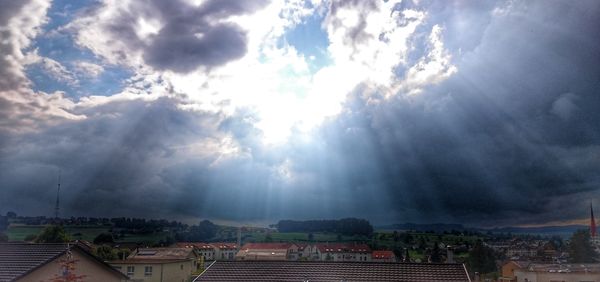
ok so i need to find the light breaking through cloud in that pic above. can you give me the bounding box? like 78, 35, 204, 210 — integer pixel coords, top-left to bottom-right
0, 0, 599, 227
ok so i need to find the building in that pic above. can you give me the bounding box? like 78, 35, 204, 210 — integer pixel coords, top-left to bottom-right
372, 250, 396, 262
513, 263, 600, 282
210, 243, 238, 260
235, 243, 296, 261
316, 243, 372, 262
193, 261, 472, 281
297, 243, 320, 261
0, 243, 128, 282
176, 242, 238, 261
110, 247, 199, 282
177, 243, 216, 261
499, 260, 530, 282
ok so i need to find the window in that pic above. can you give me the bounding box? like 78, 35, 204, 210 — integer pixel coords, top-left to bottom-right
126, 266, 135, 276
144, 266, 152, 276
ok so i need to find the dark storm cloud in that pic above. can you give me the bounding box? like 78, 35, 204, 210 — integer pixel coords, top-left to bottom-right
296, 0, 600, 225
2, 0, 600, 227
97, 0, 268, 73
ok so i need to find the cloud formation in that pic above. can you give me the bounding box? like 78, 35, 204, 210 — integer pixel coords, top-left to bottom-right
0, 0, 599, 227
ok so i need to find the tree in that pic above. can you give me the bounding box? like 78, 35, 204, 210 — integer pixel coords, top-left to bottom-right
467, 240, 497, 274
429, 242, 442, 263
95, 245, 117, 261
93, 233, 114, 244
264, 233, 273, 242
6, 211, 17, 219
0, 232, 8, 242
569, 229, 598, 263
36, 225, 70, 243
308, 233, 314, 241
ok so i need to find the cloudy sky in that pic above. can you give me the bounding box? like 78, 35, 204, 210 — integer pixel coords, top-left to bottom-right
0, 0, 598, 227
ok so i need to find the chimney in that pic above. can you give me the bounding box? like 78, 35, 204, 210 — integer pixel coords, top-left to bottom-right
446, 245, 454, 263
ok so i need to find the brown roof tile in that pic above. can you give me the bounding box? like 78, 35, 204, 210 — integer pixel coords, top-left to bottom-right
194, 261, 471, 282
0, 243, 127, 282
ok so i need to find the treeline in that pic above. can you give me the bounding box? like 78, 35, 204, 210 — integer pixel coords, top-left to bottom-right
276, 218, 373, 236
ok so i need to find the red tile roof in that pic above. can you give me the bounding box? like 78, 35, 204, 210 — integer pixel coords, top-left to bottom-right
240, 243, 294, 250
316, 243, 371, 253
177, 242, 238, 250
194, 261, 471, 282
177, 242, 215, 250
373, 250, 396, 259
210, 243, 238, 250
127, 247, 197, 261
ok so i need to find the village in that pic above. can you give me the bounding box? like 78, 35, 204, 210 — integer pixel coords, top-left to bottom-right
3, 208, 600, 281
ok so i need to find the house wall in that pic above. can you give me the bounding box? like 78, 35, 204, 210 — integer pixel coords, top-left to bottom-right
501, 262, 520, 280
320, 252, 371, 262
18, 249, 125, 282
199, 249, 215, 261
111, 260, 195, 282
215, 249, 236, 260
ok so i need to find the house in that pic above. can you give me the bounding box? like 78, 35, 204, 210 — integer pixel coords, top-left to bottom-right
499, 260, 530, 282
176, 243, 216, 261
0, 243, 128, 282
372, 250, 396, 262
110, 247, 199, 282
297, 244, 320, 261
316, 243, 372, 262
193, 261, 472, 281
513, 263, 600, 282
176, 243, 238, 261
235, 243, 296, 261
209, 243, 237, 260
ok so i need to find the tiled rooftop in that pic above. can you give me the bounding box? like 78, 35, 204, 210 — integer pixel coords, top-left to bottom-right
316, 243, 371, 253
0, 243, 69, 282
0, 242, 127, 282
240, 243, 294, 250
372, 250, 395, 259
194, 261, 471, 282
127, 247, 196, 261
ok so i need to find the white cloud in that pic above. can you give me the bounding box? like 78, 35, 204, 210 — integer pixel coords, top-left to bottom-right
0, 0, 85, 133
72, 61, 105, 78
65, 0, 457, 144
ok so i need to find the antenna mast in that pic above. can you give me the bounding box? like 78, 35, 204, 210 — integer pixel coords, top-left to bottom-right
54, 171, 61, 219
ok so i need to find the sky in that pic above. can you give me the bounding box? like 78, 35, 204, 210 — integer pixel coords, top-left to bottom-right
0, 0, 599, 227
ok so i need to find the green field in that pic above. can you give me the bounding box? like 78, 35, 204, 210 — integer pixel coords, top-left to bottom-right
7, 225, 111, 241
7, 224, 170, 244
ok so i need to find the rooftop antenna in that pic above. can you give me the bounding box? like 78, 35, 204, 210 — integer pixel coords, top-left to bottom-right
54, 170, 61, 219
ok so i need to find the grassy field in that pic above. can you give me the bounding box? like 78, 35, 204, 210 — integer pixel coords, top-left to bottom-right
7, 224, 111, 241
7, 224, 170, 244
242, 231, 369, 243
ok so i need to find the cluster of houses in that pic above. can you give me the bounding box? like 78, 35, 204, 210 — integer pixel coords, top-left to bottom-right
486, 238, 565, 262
0, 241, 470, 282
175, 241, 397, 263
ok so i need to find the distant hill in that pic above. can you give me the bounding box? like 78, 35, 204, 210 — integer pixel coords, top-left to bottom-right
377, 223, 471, 232
487, 225, 587, 235
378, 223, 589, 236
